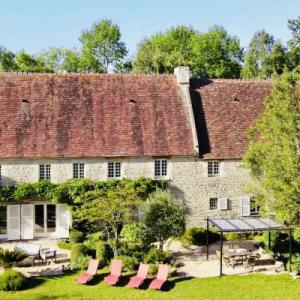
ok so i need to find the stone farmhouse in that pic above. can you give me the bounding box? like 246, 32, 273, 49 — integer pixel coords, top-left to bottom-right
0, 67, 272, 240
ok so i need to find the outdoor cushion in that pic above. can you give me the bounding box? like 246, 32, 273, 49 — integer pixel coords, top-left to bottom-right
104, 259, 122, 286
127, 263, 149, 288
15, 243, 40, 256
75, 259, 99, 284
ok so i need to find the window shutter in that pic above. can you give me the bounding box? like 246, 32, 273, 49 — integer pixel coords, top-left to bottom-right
56, 204, 71, 238
241, 196, 251, 216
7, 205, 20, 240
21, 204, 33, 240
218, 198, 228, 210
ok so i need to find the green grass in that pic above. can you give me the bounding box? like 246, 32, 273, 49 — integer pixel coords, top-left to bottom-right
1, 271, 300, 300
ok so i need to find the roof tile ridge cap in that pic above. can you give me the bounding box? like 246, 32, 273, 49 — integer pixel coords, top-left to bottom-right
209, 78, 272, 83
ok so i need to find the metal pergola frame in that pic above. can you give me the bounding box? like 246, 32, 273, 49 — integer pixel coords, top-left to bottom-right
205, 217, 294, 276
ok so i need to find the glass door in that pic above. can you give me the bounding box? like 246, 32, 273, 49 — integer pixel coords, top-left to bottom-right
34, 204, 56, 237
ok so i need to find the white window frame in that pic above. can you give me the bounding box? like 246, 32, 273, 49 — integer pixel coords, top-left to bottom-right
39, 164, 51, 180
250, 199, 260, 216
208, 161, 220, 177
73, 163, 84, 179
154, 159, 168, 178
108, 162, 121, 179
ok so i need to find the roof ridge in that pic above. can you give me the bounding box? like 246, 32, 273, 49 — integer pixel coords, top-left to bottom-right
0, 72, 175, 78
204, 78, 272, 83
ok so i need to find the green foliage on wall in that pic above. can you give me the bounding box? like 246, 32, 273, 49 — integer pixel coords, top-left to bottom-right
0, 177, 167, 205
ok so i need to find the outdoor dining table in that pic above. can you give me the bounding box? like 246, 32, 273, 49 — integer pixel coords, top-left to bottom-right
224, 249, 253, 267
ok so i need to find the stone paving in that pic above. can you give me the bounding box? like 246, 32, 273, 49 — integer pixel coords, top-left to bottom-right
0, 238, 70, 277
165, 240, 286, 278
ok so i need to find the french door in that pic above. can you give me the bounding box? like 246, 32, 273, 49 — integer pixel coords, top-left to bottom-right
34, 204, 56, 237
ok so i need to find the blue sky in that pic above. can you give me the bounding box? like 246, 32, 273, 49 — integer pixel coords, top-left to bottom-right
0, 0, 299, 56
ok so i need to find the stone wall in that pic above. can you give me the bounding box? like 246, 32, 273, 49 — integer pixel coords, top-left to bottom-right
0, 156, 250, 227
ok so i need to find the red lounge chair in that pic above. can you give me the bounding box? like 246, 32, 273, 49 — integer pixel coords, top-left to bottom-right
104, 259, 122, 286
149, 264, 169, 290
127, 263, 149, 288
76, 259, 99, 284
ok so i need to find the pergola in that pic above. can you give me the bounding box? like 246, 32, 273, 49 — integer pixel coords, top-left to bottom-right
205, 217, 293, 276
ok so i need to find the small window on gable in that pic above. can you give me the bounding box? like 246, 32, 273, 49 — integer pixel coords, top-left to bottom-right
208, 161, 219, 177
39, 164, 51, 180
73, 163, 84, 179
108, 162, 121, 179
155, 159, 168, 178
209, 198, 218, 210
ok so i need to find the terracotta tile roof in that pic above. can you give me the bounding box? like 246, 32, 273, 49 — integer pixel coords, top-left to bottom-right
191, 79, 272, 159
0, 73, 195, 158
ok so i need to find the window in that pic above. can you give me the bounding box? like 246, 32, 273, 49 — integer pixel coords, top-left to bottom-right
155, 159, 168, 178
73, 163, 84, 179
39, 164, 51, 180
108, 162, 121, 178
208, 161, 219, 177
209, 198, 218, 210
0, 206, 6, 235
250, 199, 260, 216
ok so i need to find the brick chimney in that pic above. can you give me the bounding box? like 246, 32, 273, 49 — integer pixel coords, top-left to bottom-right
174, 66, 199, 155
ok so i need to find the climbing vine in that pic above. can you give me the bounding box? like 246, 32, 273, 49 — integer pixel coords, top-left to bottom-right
0, 177, 167, 205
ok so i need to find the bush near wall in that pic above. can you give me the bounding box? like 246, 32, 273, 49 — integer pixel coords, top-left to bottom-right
180, 227, 220, 246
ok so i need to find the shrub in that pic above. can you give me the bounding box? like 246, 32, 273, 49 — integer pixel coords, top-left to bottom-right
180, 227, 220, 246
148, 264, 159, 276
95, 241, 112, 267
293, 228, 300, 243
144, 248, 173, 264
0, 269, 26, 291
84, 232, 105, 250
70, 243, 90, 270
263, 231, 289, 253
0, 249, 28, 269
70, 230, 85, 243
57, 241, 72, 250
116, 255, 138, 271
224, 233, 245, 241
120, 222, 150, 251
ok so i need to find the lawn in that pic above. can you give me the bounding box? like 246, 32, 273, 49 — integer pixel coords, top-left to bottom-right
1, 271, 300, 300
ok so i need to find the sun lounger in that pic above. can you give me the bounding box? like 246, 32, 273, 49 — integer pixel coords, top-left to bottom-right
76, 259, 99, 284
104, 259, 122, 286
149, 264, 169, 290
127, 263, 149, 288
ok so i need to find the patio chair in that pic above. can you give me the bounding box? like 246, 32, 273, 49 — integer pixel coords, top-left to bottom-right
75, 259, 99, 284
244, 255, 257, 271
127, 263, 149, 288
149, 264, 169, 290
40, 247, 57, 264
104, 259, 122, 286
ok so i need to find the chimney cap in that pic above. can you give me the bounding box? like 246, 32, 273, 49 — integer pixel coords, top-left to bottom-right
174, 66, 190, 85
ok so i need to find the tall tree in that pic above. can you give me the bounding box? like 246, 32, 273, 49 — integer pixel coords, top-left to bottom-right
79, 19, 128, 73
243, 72, 300, 223
0, 46, 16, 71
286, 17, 300, 72
38, 48, 81, 72
134, 25, 243, 78
241, 30, 276, 78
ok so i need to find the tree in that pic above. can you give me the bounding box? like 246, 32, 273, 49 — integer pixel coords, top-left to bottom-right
133, 25, 243, 78
286, 17, 300, 72
243, 71, 300, 224
74, 184, 141, 256
38, 48, 81, 72
0, 46, 16, 71
242, 30, 276, 78
15, 50, 51, 72
144, 189, 185, 250
79, 19, 128, 73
